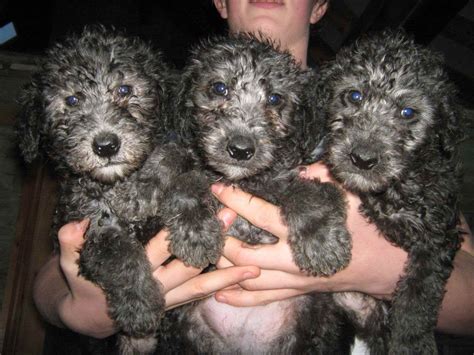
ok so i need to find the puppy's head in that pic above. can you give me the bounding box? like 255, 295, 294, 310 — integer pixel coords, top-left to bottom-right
17, 25, 169, 183
323, 30, 462, 193
176, 34, 316, 180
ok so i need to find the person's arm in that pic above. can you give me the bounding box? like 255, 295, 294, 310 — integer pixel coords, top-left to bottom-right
33, 213, 260, 339
211, 163, 474, 336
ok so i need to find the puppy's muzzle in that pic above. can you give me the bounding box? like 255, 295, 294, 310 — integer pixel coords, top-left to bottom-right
92, 132, 121, 158
227, 135, 255, 161
349, 147, 378, 170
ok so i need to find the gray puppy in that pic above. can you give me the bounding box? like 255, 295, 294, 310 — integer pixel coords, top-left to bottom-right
174, 33, 352, 277
319, 30, 464, 354
17, 26, 221, 354
153, 34, 353, 354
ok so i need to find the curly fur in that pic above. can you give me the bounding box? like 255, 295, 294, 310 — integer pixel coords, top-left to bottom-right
318, 30, 464, 354
152, 34, 354, 354
174, 33, 352, 276
16, 26, 222, 354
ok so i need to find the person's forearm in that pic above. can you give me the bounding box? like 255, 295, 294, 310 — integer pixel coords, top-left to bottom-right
33, 255, 116, 338
436, 249, 474, 336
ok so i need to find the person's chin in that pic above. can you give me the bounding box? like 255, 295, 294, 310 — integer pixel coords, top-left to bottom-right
244, 19, 282, 38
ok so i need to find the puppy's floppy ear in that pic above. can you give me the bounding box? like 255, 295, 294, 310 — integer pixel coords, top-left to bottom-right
16, 77, 45, 163
437, 91, 465, 158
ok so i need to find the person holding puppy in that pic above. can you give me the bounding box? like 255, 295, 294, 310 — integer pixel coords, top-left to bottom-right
33, 0, 474, 343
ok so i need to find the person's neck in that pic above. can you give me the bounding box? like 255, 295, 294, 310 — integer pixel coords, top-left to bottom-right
286, 35, 309, 69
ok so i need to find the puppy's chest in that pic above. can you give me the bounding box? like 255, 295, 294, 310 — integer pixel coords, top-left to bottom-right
359, 179, 459, 249
61, 179, 159, 224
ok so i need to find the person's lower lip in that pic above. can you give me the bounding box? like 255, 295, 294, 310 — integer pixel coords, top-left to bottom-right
249, 1, 284, 9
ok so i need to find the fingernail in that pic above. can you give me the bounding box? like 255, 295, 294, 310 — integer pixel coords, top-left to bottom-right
211, 183, 224, 195
75, 219, 89, 233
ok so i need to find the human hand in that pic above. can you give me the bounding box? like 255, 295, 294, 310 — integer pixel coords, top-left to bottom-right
211, 161, 408, 306
37, 212, 260, 338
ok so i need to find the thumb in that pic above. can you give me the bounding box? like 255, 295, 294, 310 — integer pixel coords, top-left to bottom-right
57, 219, 89, 269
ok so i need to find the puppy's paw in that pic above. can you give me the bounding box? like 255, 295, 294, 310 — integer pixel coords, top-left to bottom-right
168, 216, 223, 268
289, 224, 352, 276
280, 178, 352, 276
80, 224, 165, 337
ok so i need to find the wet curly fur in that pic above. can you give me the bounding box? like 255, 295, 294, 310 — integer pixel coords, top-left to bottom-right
318, 30, 464, 354
152, 34, 354, 354
174, 34, 352, 277
16, 26, 222, 354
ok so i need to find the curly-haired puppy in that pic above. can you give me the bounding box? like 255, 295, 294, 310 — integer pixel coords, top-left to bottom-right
319, 30, 464, 354
175, 34, 352, 277
17, 26, 221, 354
152, 34, 353, 354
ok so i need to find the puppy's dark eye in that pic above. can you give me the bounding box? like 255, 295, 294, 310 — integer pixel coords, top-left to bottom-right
348, 90, 363, 103
267, 93, 282, 106
65, 95, 79, 106
117, 85, 132, 97
212, 82, 228, 96
401, 107, 415, 119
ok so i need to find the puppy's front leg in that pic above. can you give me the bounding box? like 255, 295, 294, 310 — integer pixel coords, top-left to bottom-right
161, 170, 223, 268
78, 219, 164, 342
387, 246, 455, 355
280, 177, 351, 276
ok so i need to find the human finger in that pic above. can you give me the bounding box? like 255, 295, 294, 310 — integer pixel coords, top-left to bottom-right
237, 269, 323, 292
299, 161, 333, 183
222, 236, 300, 273
57, 219, 89, 274
216, 255, 235, 269
214, 287, 304, 307
145, 228, 171, 270
57, 220, 110, 301
153, 258, 202, 292
211, 183, 288, 238
164, 265, 260, 309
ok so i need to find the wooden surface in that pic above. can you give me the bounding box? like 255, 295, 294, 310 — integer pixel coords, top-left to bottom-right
0, 160, 57, 354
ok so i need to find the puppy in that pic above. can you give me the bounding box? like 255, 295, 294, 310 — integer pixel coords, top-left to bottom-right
174, 33, 352, 277
320, 30, 464, 354
17, 26, 221, 354
153, 34, 354, 354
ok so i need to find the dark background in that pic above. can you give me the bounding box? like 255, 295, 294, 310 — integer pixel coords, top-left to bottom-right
1, 0, 473, 88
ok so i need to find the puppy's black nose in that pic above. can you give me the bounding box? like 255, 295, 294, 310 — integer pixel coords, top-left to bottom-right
350, 149, 378, 170
92, 133, 121, 157
227, 136, 255, 161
